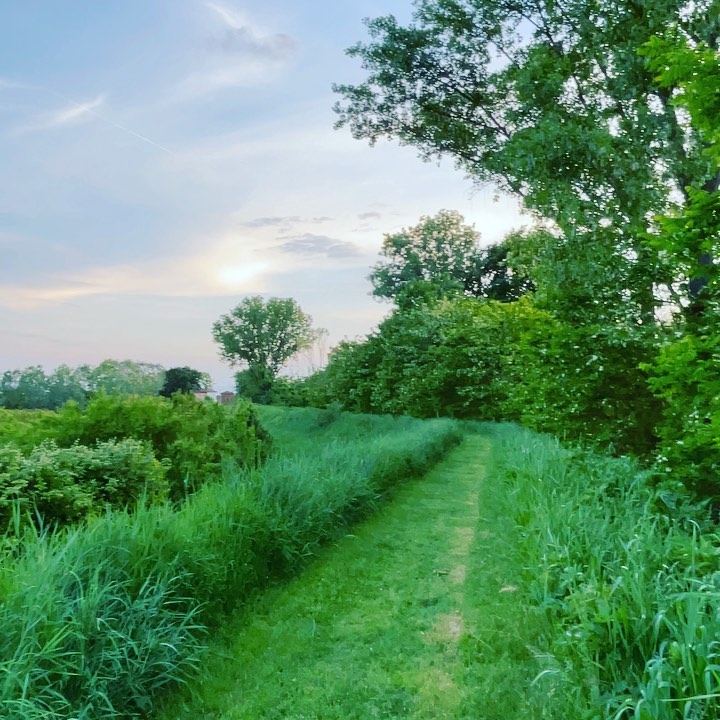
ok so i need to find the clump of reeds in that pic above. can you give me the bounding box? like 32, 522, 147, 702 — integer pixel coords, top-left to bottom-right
490, 424, 720, 719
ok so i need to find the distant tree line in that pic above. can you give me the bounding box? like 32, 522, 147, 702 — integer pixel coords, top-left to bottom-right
0, 361, 211, 410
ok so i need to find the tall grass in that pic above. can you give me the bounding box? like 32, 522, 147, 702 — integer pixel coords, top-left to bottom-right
0, 407, 460, 719
489, 423, 720, 719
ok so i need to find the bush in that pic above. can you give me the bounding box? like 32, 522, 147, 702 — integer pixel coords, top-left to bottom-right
644, 322, 720, 501
268, 376, 310, 407
513, 322, 660, 454
312, 297, 659, 454
54, 394, 269, 500
0, 408, 59, 451
0, 439, 168, 527
235, 366, 274, 404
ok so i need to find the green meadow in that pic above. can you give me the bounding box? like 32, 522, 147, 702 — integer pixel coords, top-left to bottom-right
1, 405, 718, 718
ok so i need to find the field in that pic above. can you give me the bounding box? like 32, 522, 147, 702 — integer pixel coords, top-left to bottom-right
1, 404, 719, 718
0, 403, 460, 719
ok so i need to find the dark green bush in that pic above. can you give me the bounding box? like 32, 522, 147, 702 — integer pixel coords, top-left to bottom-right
644, 322, 720, 501
268, 376, 310, 407
0, 439, 168, 527
310, 297, 658, 454
54, 393, 269, 499
513, 322, 660, 455
235, 366, 274, 404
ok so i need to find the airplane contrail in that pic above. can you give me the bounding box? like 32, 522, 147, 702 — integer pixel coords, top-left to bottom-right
22, 82, 173, 154
76, 101, 173, 154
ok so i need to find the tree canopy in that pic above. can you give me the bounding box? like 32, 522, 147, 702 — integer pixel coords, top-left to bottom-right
370, 209, 532, 306
0, 361, 167, 410
334, 0, 720, 320
212, 296, 317, 377
160, 367, 209, 397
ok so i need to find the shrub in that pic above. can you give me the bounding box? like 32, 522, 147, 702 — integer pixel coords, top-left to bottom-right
644, 324, 720, 501
268, 376, 310, 407
0, 439, 167, 527
54, 394, 269, 500
312, 297, 658, 454
513, 322, 660, 454
0, 408, 59, 451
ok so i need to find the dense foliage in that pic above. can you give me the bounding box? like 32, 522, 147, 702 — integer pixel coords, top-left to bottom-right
53, 394, 269, 501
0, 439, 167, 527
0, 395, 269, 529
317, 6, 720, 499
370, 210, 532, 306
0, 360, 167, 410
334, 0, 719, 328
159, 367, 209, 397
306, 297, 658, 454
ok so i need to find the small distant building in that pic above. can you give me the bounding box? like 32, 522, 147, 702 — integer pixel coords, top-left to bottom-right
193, 390, 219, 402
218, 391, 236, 405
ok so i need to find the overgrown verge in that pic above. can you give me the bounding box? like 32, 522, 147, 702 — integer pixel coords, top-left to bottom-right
0, 408, 460, 720
490, 424, 720, 719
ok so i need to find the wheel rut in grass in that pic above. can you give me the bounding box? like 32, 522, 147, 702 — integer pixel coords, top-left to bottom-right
157, 434, 535, 720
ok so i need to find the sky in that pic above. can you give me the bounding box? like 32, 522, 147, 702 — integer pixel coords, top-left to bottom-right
0, 0, 525, 390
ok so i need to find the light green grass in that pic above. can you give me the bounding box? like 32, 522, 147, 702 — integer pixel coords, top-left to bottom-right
490, 423, 720, 719
155, 433, 545, 720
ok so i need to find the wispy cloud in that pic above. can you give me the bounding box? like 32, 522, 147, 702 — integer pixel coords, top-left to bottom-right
239, 215, 334, 229
240, 215, 302, 228
276, 233, 361, 260
206, 1, 296, 61
205, 1, 246, 29
175, 2, 297, 97
22, 93, 106, 131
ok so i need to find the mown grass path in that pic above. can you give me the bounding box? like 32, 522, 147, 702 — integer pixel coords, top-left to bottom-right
157, 434, 542, 720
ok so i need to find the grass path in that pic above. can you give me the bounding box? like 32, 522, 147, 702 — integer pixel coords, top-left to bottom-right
157, 433, 543, 720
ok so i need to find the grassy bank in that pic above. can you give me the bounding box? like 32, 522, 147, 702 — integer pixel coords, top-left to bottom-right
490, 424, 720, 719
0, 407, 460, 719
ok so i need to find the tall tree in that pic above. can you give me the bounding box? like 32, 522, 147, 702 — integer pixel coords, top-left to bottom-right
160, 367, 208, 397
642, 33, 720, 323
334, 0, 720, 320
87, 360, 166, 397
370, 210, 532, 306
0, 367, 50, 409
212, 296, 317, 379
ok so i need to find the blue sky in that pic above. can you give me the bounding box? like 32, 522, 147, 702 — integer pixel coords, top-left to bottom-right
1, 0, 524, 389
